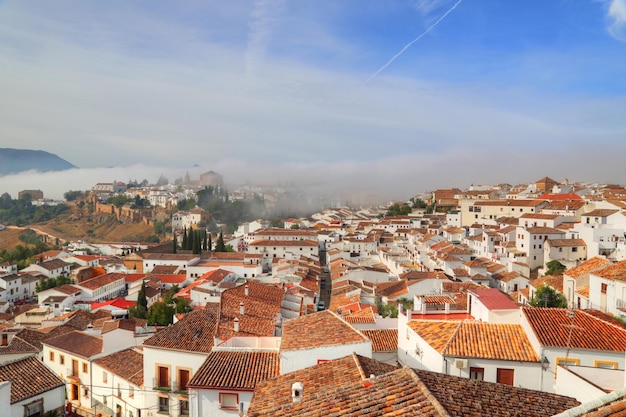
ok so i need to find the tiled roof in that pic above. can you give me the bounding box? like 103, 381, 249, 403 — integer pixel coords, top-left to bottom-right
0, 356, 65, 404
361, 329, 398, 352
548, 239, 587, 247
422, 295, 456, 305
409, 320, 538, 362
582, 209, 619, 217
93, 347, 143, 387
43, 330, 103, 358
39, 259, 70, 271
281, 310, 369, 351
565, 257, 612, 278
249, 239, 318, 247
592, 260, 626, 282
216, 281, 286, 341
143, 307, 218, 353
408, 320, 460, 353
531, 274, 564, 291
78, 272, 125, 290
415, 369, 580, 417
471, 288, 519, 310
101, 318, 145, 334
375, 280, 408, 298
523, 308, 626, 351
445, 322, 539, 362
0, 335, 39, 355
344, 307, 376, 324
187, 350, 280, 390
248, 354, 401, 417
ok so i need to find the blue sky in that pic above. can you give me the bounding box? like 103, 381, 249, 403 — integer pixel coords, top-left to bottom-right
0, 0, 625, 199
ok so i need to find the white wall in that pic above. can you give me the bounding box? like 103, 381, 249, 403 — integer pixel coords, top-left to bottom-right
555, 366, 613, 402
143, 347, 209, 417
192, 389, 253, 417
280, 342, 372, 375
0, 381, 9, 417
11, 386, 65, 417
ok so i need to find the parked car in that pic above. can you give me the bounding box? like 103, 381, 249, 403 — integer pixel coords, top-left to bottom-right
317, 301, 325, 311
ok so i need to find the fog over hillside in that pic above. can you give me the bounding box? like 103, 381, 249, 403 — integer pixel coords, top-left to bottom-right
0, 147, 624, 204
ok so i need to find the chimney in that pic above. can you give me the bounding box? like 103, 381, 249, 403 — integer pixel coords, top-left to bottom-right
291, 382, 303, 403
234, 317, 239, 332
240, 302, 245, 316
244, 285, 249, 296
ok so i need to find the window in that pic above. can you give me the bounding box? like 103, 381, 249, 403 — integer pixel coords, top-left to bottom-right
469, 367, 484, 381
158, 396, 169, 413
594, 360, 617, 369
179, 400, 190, 416
103, 371, 108, 383
1, 334, 7, 346
83, 362, 88, 374
219, 393, 239, 410
59, 355, 65, 365
157, 365, 170, 389
49, 351, 54, 362
177, 368, 190, 391
572, 247, 578, 252
129, 386, 134, 398
24, 398, 43, 417
602, 283, 608, 294
496, 368, 514, 386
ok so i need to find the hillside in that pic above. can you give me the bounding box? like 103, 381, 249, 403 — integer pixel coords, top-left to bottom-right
0, 148, 77, 176
0, 202, 155, 252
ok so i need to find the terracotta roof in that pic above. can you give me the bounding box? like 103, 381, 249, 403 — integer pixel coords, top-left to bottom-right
548, 239, 587, 247
422, 295, 456, 305
143, 307, 218, 353
523, 308, 626, 351
0, 335, 39, 355
410, 319, 538, 361
281, 310, 369, 351
415, 369, 580, 417
43, 330, 103, 358
408, 320, 460, 353
361, 329, 398, 352
575, 286, 590, 298
187, 350, 280, 390
93, 347, 144, 387
101, 318, 145, 334
0, 356, 64, 404
582, 209, 619, 217
565, 257, 613, 278
343, 307, 376, 324
531, 275, 564, 291
471, 288, 519, 310
592, 260, 626, 282
78, 272, 125, 290
216, 281, 286, 341
447, 322, 539, 362
38, 259, 70, 271
375, 280, 408, 298
247, 354, 402, 417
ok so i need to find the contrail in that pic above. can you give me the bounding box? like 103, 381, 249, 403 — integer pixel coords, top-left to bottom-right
366, 0, 464, 83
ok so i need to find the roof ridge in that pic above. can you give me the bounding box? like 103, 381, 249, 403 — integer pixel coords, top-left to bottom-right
351, 352, 368, 380
408, 368, 451, 417
440, 321, 463, 356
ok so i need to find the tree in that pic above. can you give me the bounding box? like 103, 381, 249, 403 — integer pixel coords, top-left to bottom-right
545, 260, 566, 276
172, 239, 177, 254
129, 280, 148, 319
529, 284, 567, 308
147, 301, 175, 325
215, 231, 226, 252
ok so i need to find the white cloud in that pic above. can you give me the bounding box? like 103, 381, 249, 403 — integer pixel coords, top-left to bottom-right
605, 0, 626, 41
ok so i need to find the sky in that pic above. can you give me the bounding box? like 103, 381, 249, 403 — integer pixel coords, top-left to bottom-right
0, 0, 625, 201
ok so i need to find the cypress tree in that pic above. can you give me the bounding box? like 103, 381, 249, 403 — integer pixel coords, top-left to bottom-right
172, 238, 177, 254
215, 231, 226, 252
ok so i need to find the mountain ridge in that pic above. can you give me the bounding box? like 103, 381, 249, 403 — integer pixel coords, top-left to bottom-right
0, 148, 77, 176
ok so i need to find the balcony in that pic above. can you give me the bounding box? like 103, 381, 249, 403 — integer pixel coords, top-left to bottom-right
152, 378, 171, 392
